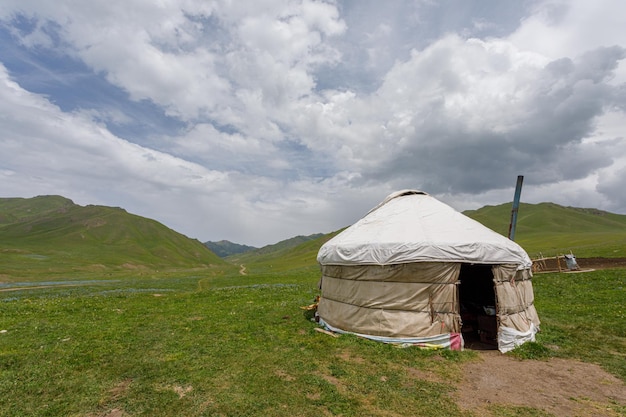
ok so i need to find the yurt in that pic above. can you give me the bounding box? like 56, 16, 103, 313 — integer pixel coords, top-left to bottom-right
316, 190, 540, 352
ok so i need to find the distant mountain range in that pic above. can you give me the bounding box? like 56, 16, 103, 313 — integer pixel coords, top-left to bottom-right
203, 240, 257, 257
218, 202, 626, 266
204, 234, 324, 258
2, 195, 625, 279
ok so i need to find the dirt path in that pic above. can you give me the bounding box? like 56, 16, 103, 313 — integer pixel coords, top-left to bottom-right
239, 264, 247, 275
534, 257, 626, 273
455, 350, 626, 416
0, 283, 86, 292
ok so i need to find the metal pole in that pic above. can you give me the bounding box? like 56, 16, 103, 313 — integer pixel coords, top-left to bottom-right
508, 175, 524, 241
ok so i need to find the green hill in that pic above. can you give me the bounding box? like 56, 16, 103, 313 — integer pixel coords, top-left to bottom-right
0, 195, 227, 279
464, 202, 626, 258
3, 196, 625, 280
246, 234, 324, 256
226, 232, 338, 273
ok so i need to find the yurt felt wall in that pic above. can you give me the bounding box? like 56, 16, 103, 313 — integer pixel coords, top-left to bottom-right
318, 262, 462, 338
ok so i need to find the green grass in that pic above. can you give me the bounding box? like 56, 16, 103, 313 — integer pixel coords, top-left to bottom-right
0, 270, 474, 417
530, 268, 626, 380
2, 265, 625, 416
2, 196, 626, 415
507, 341, 552, 360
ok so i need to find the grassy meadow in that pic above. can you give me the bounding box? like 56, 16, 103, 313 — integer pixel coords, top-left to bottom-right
2, 196, 626, 416
2, 263, 625, 416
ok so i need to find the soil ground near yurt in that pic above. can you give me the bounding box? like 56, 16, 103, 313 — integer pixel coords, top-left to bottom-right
454, 262, 626, 416
453, 351, 626, 417
533, 257, 626, 273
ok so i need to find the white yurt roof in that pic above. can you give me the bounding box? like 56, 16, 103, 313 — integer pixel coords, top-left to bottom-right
317, 190, 532, 268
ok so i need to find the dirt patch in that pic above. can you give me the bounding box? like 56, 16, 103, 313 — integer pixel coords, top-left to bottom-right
534, 257, 626, 273
455, 351, 626, 416
83, 218, 107, 228
156, 383, 193, 399
275, 369, 296, 382
107, 379, 132, 401
172, 385, 193, 398
0, 283, 85, 292
99, 409, 124, 417
576, 257, 626, 270
406, 366, 448, 385
337, 350, 366, 364
84, 380, 132, 417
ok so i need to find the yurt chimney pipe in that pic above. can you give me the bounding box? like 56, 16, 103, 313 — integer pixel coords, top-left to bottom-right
508, 175, 524, 241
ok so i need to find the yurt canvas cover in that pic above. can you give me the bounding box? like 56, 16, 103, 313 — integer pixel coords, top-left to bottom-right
316, 190, 540, 352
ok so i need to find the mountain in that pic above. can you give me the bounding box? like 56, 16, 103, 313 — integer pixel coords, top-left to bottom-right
0, 195, 226, 276
3, 196, 625, 279
204, 240, 257, 257
248, 234, 325, 255
205, 234, 325, 258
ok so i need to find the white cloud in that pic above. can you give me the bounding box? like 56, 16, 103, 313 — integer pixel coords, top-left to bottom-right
0, 62, 229, 213
0, 0, 625, 246
510, 0, 626, 57
0, 0, 345, 124
301, 35, 622, 195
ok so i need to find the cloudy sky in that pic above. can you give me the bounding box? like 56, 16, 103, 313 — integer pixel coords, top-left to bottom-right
1, 0, 625, 247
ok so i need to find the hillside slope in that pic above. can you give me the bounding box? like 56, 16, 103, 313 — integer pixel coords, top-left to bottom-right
464, 202, 626, 258
226, 232, 338, 273
0, 195, 226, 277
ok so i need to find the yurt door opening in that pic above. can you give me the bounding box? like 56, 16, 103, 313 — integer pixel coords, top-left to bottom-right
458, 263, 498, 349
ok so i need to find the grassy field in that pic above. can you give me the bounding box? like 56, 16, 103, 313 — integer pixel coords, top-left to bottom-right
2, 264, 625, 417
2, 196, 625, 415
